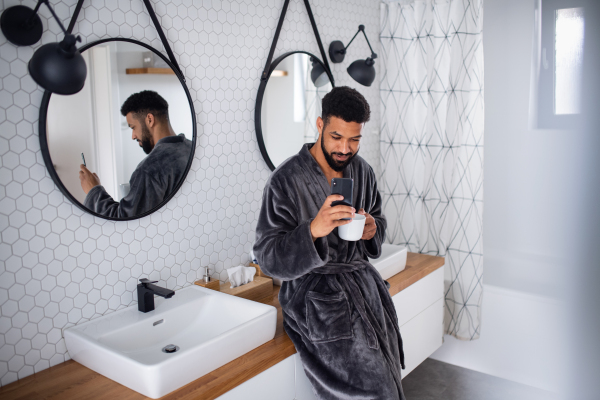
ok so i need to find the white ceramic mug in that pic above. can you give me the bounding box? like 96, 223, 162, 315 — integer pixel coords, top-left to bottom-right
338, 214, 366, 241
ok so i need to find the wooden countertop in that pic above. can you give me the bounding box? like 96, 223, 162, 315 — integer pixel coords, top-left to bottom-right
0, 252, 444, 400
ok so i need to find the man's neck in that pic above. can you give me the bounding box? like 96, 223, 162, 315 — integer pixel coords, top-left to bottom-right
152, 125, 177, 145
309, 140, 343, 186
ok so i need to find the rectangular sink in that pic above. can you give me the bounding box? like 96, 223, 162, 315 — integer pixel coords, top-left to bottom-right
64, 285, 277, 398
369, 244, 408, 280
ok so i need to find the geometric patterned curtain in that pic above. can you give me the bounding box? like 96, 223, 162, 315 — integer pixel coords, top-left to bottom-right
379, 0, 484, 340
304, 60, 332, 143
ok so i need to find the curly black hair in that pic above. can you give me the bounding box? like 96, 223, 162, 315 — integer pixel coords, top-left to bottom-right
120, 90, 169, 122
321, 86, 370, 128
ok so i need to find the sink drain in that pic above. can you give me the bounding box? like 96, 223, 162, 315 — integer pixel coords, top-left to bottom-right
162, 344, 179, 353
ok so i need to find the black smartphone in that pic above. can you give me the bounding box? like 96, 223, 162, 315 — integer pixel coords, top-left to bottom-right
331, 178, 353, 220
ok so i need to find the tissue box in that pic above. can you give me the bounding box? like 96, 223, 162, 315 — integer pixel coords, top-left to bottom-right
220, 276, 273, 302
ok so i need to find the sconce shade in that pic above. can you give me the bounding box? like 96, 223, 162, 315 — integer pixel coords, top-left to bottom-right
310, 60, 329, 87
0, 5, 43, 46
28, 35, 87, 95
347, 58, 376, 87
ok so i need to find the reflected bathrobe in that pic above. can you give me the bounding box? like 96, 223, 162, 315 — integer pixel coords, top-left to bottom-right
253, 144, 406, 400
84, 134, 192, 218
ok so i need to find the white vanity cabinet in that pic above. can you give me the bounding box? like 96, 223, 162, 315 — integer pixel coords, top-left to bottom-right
214, 353, 316, 400
393, 266, 445, 376
295, 353, 319, 400
217, 265, 445, 399
215, 354, 296, 400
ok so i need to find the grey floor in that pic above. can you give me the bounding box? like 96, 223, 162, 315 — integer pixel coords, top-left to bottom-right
401, 358, 558, 400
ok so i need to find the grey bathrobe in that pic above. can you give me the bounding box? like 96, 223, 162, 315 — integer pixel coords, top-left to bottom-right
254, 144, 406, 400
84, 134, 192, 218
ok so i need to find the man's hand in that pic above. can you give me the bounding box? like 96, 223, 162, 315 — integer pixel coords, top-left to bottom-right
358, 208, 377, 240
310, 195, 355, 241
79, 165, 101, 194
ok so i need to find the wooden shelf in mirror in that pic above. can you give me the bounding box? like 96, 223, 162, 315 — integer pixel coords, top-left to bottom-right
271, 70, 288, 77
125, 67, 175, 75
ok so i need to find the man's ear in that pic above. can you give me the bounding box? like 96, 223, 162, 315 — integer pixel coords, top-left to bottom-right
316, 116, 323, 132
146, 113, 155, 128
316, 116, 325, 142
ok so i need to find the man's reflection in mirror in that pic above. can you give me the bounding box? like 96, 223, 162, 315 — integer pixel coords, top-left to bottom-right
79, 90, 192, 218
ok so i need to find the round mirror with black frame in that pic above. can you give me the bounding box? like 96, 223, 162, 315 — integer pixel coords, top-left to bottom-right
39, 38, 196, 221
255, 51, 334, 171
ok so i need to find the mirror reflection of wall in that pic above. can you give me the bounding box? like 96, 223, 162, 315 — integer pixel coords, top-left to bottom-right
46, 41, 193, 207
47, 50, 97, 204
261, 53, 332, 168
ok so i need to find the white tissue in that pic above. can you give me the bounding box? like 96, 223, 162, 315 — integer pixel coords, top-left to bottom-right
227, 265, 256, 289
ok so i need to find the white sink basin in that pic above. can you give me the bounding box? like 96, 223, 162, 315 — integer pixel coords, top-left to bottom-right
369, 244, 408, 280
64, 285, 277, 398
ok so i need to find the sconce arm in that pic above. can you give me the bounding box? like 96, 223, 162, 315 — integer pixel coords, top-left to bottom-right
66, 0, 85, 35
358, 25, 378, 60
25, 0, 44, 28
338, 25, 378, 60
341, 26, 363, 54
30, 0, 68, 35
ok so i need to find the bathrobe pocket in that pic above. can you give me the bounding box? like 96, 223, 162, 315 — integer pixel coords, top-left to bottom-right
306, 290, 354, 343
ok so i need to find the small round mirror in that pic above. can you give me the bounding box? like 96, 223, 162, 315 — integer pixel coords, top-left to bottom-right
255, 51, 334, 170
39, 38, 196, 221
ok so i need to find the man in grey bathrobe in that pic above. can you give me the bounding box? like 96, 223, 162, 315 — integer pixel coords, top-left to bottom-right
78, 90, 192, 218
254, 87, 406, 400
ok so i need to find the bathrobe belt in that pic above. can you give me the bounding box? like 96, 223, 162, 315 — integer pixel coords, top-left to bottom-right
309, 260, 406, 382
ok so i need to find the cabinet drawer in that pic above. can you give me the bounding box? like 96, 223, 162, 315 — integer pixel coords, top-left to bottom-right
216, 354, 295, 400
295, 353, 319, 400
392, 266, 444, 327
400, 297, 444, 377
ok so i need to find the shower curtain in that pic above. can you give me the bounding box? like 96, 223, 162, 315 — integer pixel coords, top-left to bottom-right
379, 0, 484, 340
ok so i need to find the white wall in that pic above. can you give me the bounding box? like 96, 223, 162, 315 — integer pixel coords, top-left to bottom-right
46, 52, 96, 204
482, 0, 571, 298
89, 45, 119, 200
433, 0, 574, 393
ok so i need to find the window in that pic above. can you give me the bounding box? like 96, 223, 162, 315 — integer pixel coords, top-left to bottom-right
531, 0, 585, 129
555, 7, 584, 115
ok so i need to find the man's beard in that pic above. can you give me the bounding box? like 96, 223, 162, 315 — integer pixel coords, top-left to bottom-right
140, 123, 154, 155
320, 133, 358, 172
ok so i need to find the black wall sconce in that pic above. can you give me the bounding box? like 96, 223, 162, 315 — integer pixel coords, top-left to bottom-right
329, 25, 378, 87
1, 1, 87, 95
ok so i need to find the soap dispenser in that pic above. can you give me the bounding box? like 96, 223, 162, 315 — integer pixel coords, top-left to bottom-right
194, 267, 220, 291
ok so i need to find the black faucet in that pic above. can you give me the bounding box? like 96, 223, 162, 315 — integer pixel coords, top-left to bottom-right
137, 278, 175, 313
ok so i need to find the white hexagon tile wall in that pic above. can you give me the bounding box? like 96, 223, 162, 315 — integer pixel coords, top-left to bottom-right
0, 0, 380, 386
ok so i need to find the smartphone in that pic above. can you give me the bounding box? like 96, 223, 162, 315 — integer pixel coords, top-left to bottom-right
81, 153, 86, 167
331, 178, 353, 220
